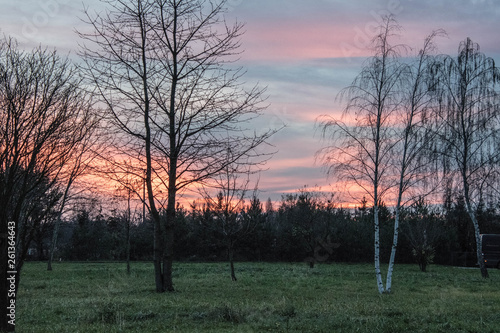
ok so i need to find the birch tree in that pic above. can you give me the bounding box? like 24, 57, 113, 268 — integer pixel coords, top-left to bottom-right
385, 30, 444, 292
433, 38, 500, 278
318, 16, 405, 294
79, 0, 273, 292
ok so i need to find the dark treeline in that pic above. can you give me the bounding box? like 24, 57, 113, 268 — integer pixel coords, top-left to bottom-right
30, 190, 500, 271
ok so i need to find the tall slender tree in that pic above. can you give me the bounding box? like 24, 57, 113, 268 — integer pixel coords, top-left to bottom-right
385, 30, 444, 292
318, 16, 405, 294
433, 38, 500, 278
198, 152, 255, 282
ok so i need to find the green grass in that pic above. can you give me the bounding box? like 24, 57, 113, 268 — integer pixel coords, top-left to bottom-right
17, 262, 500, 332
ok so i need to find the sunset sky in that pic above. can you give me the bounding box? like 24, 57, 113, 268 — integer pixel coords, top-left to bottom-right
2, 0, 500, 206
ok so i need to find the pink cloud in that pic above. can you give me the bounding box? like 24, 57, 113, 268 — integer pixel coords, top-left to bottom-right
242, 20, 370, 61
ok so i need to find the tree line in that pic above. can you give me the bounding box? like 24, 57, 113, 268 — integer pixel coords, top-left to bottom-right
30, 190, 500, 277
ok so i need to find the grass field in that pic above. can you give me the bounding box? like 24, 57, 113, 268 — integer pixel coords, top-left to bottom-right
17, 261, 500, 332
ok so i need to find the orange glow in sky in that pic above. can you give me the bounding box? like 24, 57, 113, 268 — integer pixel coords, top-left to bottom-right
3, 0, 499, 209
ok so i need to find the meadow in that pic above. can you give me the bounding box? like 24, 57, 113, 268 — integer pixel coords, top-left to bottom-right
17, 262, 500, 332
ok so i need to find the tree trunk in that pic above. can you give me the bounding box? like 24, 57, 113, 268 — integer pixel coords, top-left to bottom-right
462, 166, 488, 278
137, 0, 166, 292
48, 198, 67, 271
152, 199, 164, 291
386, 196, 403, 293
126, 191, 131, 275
374, 114, 385, 294
47, 217, 60, 271
386, 113, 413, 293
385, 209, 400, 293
163, 222, 175, 291
464, 197, 488, 278
153, 220, 164, 292
36, 230, 44, 261
229, 244, 237, 281
164, 1, 179, 292
163, 169, 177, 292
373, 204, 385, 294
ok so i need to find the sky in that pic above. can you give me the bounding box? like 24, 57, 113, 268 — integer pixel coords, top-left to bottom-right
2, 0, 500, 206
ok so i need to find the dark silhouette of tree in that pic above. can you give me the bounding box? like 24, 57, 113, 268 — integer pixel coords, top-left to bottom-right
401, 197, 445, 272
240, 195, 270, 261
79, 0, 274, 292
0, 38, 98, 331
198, 148, 260, 281
433, 38, 500, 278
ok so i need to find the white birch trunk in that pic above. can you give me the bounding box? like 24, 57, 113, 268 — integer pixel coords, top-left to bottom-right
463, 180, 488, 278
386, 138, 408, 292
386, 204, 401, 293
373, 204, 385, 294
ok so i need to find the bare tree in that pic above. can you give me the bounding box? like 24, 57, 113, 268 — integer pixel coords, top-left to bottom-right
385, 30, 445, 292
111, 174, 140, 275
47, 125, 100, 271
318, 16, 405, 294
198, 150, 257, 281
319, 17, 448, 293
79, 0, 274, 292
0, 38, 97, 331
433, 38, 500, 278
